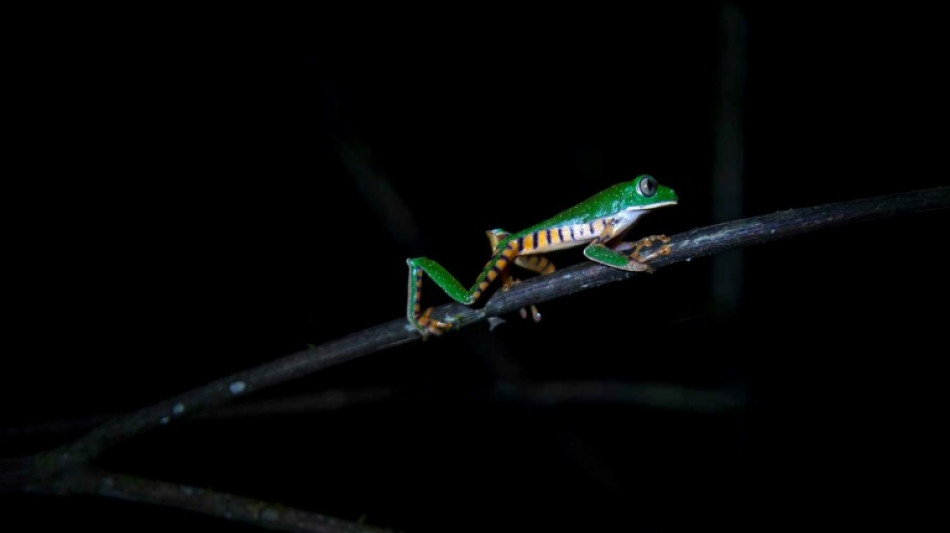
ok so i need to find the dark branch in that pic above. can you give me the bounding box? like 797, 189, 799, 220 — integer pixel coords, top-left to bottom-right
204, 381, 746, 416
475, 186, 950, 317
27, 186, 949, 475
29, 466, 392, 533
3, 186, 944, 530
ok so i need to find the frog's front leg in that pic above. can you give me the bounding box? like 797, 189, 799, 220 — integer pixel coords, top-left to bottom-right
582, 221, 654, 272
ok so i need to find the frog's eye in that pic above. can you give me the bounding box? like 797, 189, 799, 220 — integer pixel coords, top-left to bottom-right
639, 175, 658, 197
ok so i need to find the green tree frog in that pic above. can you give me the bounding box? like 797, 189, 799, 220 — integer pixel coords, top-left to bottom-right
407, 174, 678, 336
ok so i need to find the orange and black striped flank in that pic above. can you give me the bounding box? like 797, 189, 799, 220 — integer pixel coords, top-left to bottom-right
523, 233, 535, 252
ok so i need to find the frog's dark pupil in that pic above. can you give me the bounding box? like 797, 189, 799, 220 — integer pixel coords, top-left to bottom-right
641, 177, 656, 196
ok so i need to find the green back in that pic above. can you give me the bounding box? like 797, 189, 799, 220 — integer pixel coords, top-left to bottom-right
514, 176, 677, 238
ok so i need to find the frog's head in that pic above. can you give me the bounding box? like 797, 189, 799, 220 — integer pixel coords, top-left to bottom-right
622, 174, 678, 210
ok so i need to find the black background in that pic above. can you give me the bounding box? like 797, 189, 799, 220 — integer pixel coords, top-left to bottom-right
3, 4, 948, 531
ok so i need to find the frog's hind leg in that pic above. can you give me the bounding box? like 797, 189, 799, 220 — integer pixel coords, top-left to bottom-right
487, 229, 560, 276
406, 259, 464, 336
514, 254, 556, 276
485, 229, 511, 253
407, 240, 521, 337
485, 229, 552, 323
509, 255, 556, 322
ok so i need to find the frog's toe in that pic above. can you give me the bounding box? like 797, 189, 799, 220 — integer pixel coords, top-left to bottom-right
416, 307, 453, 337
518, 304, 543, 323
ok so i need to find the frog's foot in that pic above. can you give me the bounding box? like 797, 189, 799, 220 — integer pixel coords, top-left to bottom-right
637, 243, 672, 263
646, 234, 672, 245
615, 234, 672, 263
502, 275, 543, 323
415, 307, 453, 337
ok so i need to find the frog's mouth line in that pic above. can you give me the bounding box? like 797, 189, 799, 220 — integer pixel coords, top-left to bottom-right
637, 200, 678, 210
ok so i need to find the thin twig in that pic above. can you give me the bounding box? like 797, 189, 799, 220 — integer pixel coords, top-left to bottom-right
25, 186, 950, 476
28, 466, 392, 533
